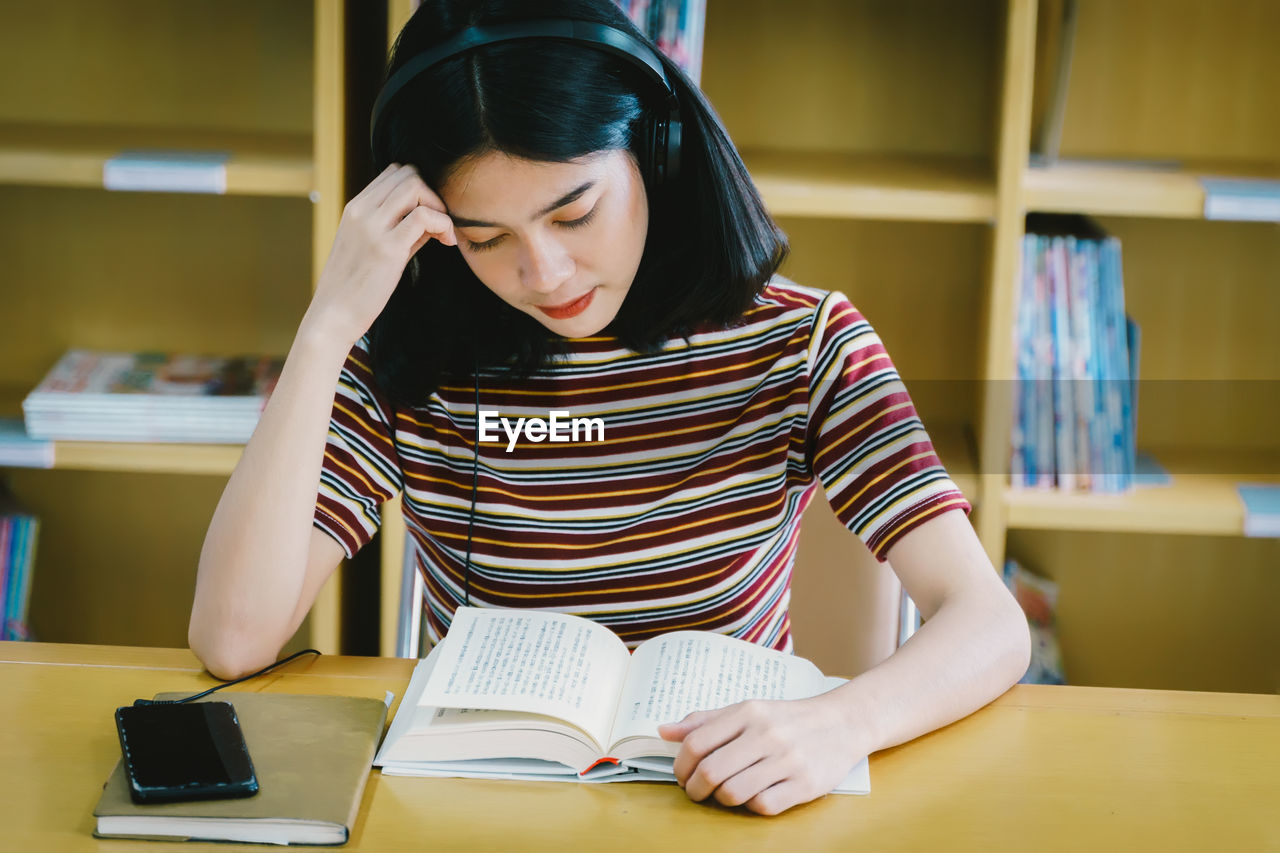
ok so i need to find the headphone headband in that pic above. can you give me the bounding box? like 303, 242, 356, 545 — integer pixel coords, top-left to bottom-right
370, 18, 680, 165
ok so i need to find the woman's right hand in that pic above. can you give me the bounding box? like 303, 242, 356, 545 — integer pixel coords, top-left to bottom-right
303, 163, 458, 348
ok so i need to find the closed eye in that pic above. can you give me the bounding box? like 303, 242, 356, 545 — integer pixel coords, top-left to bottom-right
557, 206, 597, 230
465, 234, 504, 252
464, 205, 597, 252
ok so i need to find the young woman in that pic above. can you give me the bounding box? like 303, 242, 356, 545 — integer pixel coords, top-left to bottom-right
190, 0, 1029, 815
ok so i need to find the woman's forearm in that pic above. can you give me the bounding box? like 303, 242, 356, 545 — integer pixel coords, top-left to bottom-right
827, 582, 1031, 759
188, 319, 351, 676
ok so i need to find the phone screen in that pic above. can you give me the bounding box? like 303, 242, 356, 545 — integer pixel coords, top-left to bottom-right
115, 701, 258, 801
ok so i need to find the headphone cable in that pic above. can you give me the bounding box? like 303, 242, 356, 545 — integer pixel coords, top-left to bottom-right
462, 356, 480, 607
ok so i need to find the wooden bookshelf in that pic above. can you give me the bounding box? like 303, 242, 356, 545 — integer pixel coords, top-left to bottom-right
993, 0, 1280, 692
0, 0, 347, 655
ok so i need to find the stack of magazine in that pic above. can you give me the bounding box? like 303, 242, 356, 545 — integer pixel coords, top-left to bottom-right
22, 350, 282, 444
1011, 214, 1139, 493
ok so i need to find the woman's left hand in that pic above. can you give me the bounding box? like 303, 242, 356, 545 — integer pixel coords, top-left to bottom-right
658, 693, 865, 815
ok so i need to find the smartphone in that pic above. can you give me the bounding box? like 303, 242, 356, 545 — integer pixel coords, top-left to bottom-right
114, 701, 259, 804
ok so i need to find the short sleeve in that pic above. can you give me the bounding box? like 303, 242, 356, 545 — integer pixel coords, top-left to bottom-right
807, 292, 970, 560
313, 339, 403, 558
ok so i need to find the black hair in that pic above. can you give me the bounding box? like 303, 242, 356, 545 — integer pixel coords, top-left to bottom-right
367, 0, 788, 406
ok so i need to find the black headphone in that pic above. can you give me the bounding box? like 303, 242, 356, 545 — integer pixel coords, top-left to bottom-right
369, 18, 683, 186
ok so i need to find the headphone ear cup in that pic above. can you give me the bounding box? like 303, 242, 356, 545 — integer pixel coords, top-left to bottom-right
649, 115, 667, 186
645, 111, 680, 188
664, 113, 682, 185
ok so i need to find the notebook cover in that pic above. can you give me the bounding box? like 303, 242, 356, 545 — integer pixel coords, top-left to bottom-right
94, 692, 388, 844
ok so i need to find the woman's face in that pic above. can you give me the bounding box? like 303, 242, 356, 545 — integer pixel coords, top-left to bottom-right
438, 149, 649, 338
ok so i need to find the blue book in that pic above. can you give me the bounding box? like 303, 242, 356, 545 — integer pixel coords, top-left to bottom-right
1201, 177, 1280, 222
1048, 237, 1076, 490
0, 417, 54, 468
1102, 238, 1133, 491
1238, 484, 1280, 538
1035, 236, 1056, 488
1013, 234, 1040, 488
102, 150, 229, 194
1084, 240, 1110, 492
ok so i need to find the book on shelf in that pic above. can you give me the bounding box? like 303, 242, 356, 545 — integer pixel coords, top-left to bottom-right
1002, 560, 1066, 685
1237, 484, 1280, 538
375, 606, 870, 794
615, 0, 706, 84
1200, 177, 1280, 223
22, 350, 282, 444
0, 417, 53, 469
0, 480, 40, 641
1012, 215, 1138, 493
94, 691, 389, 846
102, 150, 230, 195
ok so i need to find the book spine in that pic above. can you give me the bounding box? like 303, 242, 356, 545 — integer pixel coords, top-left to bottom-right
1011, 234, 1036, 488
682, 0, 707, 84
1049, 237, 1076, 491
0, 516, 11, 633
1096, 237, 1116, 491
1123, 316, 1140, 488
1, 514, 38, 639
1084, 240, 1109, 493
1101, 237, 1130, 492
4, 517, 25, 637
1034, 236, 1055, 489
1067, 236, 1093, 491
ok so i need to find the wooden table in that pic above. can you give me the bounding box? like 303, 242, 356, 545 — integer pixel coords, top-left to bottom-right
3, 641, 1277, 851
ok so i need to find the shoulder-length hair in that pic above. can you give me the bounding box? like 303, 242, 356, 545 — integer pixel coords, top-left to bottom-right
367, 0, 787, 406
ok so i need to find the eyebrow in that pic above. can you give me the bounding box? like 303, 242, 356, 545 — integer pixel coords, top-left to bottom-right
449, 180, 596, 229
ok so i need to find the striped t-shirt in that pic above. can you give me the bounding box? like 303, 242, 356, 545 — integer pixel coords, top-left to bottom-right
313, 278, 969, 651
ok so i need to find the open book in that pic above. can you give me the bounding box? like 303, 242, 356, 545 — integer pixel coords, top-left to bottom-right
375, 607, 869, 794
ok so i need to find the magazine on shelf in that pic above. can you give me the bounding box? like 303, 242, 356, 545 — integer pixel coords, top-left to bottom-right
1015, 216, 1137, 493
22, 350, 282, 444
375, 606, 870, 794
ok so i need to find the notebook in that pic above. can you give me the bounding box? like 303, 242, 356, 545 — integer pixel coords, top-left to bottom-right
94, 692, 389, 845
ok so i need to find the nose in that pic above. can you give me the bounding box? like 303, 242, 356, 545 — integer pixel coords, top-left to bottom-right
519, 234, 574, 294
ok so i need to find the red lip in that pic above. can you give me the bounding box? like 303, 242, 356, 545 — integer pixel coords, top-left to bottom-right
537, 288, 595, 320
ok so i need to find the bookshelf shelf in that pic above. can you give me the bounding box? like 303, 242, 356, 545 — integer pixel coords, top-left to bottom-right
0, 122, 314, 197
1024, 160, 1280, 219
743, 150, 996, 222
51, 442, 243, 477
1003, 448, 1280, 536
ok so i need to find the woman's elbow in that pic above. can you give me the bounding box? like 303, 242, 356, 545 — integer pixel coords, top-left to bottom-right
188, 622, 281, 682
999, 593, 1033, 687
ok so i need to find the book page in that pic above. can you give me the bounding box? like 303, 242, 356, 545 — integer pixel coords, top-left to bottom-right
416, 607, 631, 748
608, 631, 828, 746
